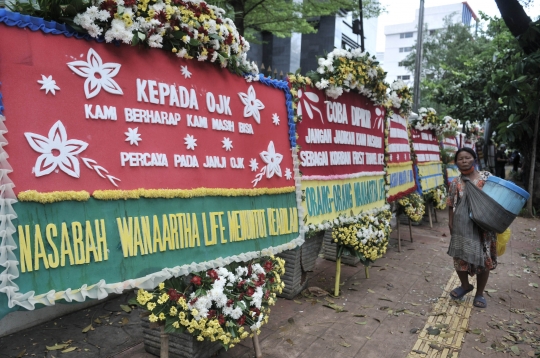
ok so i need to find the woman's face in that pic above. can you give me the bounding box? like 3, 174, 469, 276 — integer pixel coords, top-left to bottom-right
455, 151, 475, 170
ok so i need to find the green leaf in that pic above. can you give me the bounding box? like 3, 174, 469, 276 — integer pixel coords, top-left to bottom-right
120, 304, 132, 313
189, 39, 200, 46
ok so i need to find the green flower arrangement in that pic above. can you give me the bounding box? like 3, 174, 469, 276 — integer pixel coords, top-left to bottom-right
424, 185, 447, 210
132, 256, 285, 350
398, 193, 425, 222
331, 209, 392, 266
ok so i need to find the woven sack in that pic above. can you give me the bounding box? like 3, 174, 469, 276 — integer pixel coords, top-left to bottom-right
447, 184, 484, 267
465, 179, 516, 234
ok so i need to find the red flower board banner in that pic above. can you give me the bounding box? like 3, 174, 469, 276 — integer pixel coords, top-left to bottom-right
0, 26, 294, 193
411, 129, 444, 192
386, 112, 416, 202
294, 85, 387, 225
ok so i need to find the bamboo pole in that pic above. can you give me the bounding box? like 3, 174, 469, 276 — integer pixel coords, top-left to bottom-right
526, 104, 540, 216
160, 326, 169, 358
252, 332, 263, 358
334, 256, 342, 296
365, 266, 370, 279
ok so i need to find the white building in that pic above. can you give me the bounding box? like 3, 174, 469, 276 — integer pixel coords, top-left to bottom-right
383, 2, 477, 84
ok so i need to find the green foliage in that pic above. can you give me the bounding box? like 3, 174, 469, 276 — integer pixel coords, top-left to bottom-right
7, 0, 90, 31
206, 0, 384, 42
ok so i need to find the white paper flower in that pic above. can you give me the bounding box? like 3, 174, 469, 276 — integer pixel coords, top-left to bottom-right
238, 85, 265, 124
67, 48, 123, 99
24, 120, 88, 178
260, 141, 282, 178
297, 89, 323, 122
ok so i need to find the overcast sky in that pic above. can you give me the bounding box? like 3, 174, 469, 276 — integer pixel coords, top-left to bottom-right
375, 0, 540, 52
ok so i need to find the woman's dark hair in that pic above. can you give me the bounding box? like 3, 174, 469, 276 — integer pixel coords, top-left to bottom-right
454, 147, 477, 162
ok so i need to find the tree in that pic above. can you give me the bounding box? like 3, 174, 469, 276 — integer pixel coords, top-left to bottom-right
206, 0, 384, 42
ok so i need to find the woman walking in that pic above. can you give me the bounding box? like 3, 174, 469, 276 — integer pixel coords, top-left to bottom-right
447, 147, 497, 308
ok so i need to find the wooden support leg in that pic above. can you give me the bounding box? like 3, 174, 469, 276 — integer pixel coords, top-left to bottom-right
408, 217, 413, 243
397, 212, 401, 253
334, 256, 342, 296
427, 202, 433, 228
365, 266, 370, 279
252, 331, 263, 358
433, 205, 438, 223
160, 326, 169, 358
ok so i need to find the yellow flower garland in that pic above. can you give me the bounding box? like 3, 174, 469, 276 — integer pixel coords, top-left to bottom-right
17, 187, 296, 203
17, 190, 90, 204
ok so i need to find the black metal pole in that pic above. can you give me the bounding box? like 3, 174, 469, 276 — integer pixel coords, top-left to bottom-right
359, 0, 365, 52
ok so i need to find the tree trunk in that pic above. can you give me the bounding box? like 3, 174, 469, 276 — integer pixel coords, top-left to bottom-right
526, 104, 540, 216
493, 0, 540, 54
494, 0, 531, 38
231, 0, 245, 37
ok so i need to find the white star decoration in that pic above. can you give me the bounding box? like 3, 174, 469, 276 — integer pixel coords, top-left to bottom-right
37, 75, 60, 95
222, 137, 233, 151
272, 113, 280, 125
180, 65, 192, 79
397, 154, 400, 161
285, 168, 292, 180
124, 127, 141, 146
184, 134, 197, 150
67, 48, 123, 99
238, 85, 265, 124
249, 158, 258, 172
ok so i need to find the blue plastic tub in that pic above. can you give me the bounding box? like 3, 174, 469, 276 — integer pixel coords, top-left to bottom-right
483, 176, 530, 215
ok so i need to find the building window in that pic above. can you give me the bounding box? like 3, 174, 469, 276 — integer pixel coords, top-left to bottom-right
400, 32, 413, 39
399, 47, 413, 53
398, 61, 406, 67
397, 75, 411, 80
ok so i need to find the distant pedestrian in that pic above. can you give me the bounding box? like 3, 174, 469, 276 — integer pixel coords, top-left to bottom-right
495, 144, 508, 178
511, 150, 521, 173
447, 148, 496, 309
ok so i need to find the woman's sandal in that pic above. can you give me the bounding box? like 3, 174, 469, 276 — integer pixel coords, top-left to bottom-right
449, 285, 474, 300
473, 296, 487, 308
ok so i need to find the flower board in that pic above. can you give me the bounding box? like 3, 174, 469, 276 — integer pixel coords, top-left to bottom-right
0, 14, 302, 318
410, 128, 444, 193
293, 82, 386, 228
385, 111, 416, 202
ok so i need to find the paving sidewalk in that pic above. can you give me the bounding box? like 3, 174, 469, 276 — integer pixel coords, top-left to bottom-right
0, 211, 539, 358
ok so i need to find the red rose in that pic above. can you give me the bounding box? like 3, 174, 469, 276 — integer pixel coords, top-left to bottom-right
237, 315, 246, 326
246, 287, 255, 297
207, 269, 218, 282
189, 297, 198, 305
191, 275, 202, 286
226, 299, 234, 307
167, 288, 181, 301
264, 260, 273, 272
207, 310, 216, 319
264, 290, 270, 300
218, 314, 226, 325
237, 280, 245, 289
247, 264, 253, 277
250, 307, 260, 317
269, 277, 275, 283
238, 293, 245, 300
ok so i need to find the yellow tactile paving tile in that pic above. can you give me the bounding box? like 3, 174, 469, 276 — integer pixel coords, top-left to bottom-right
407, 272, 477, 357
